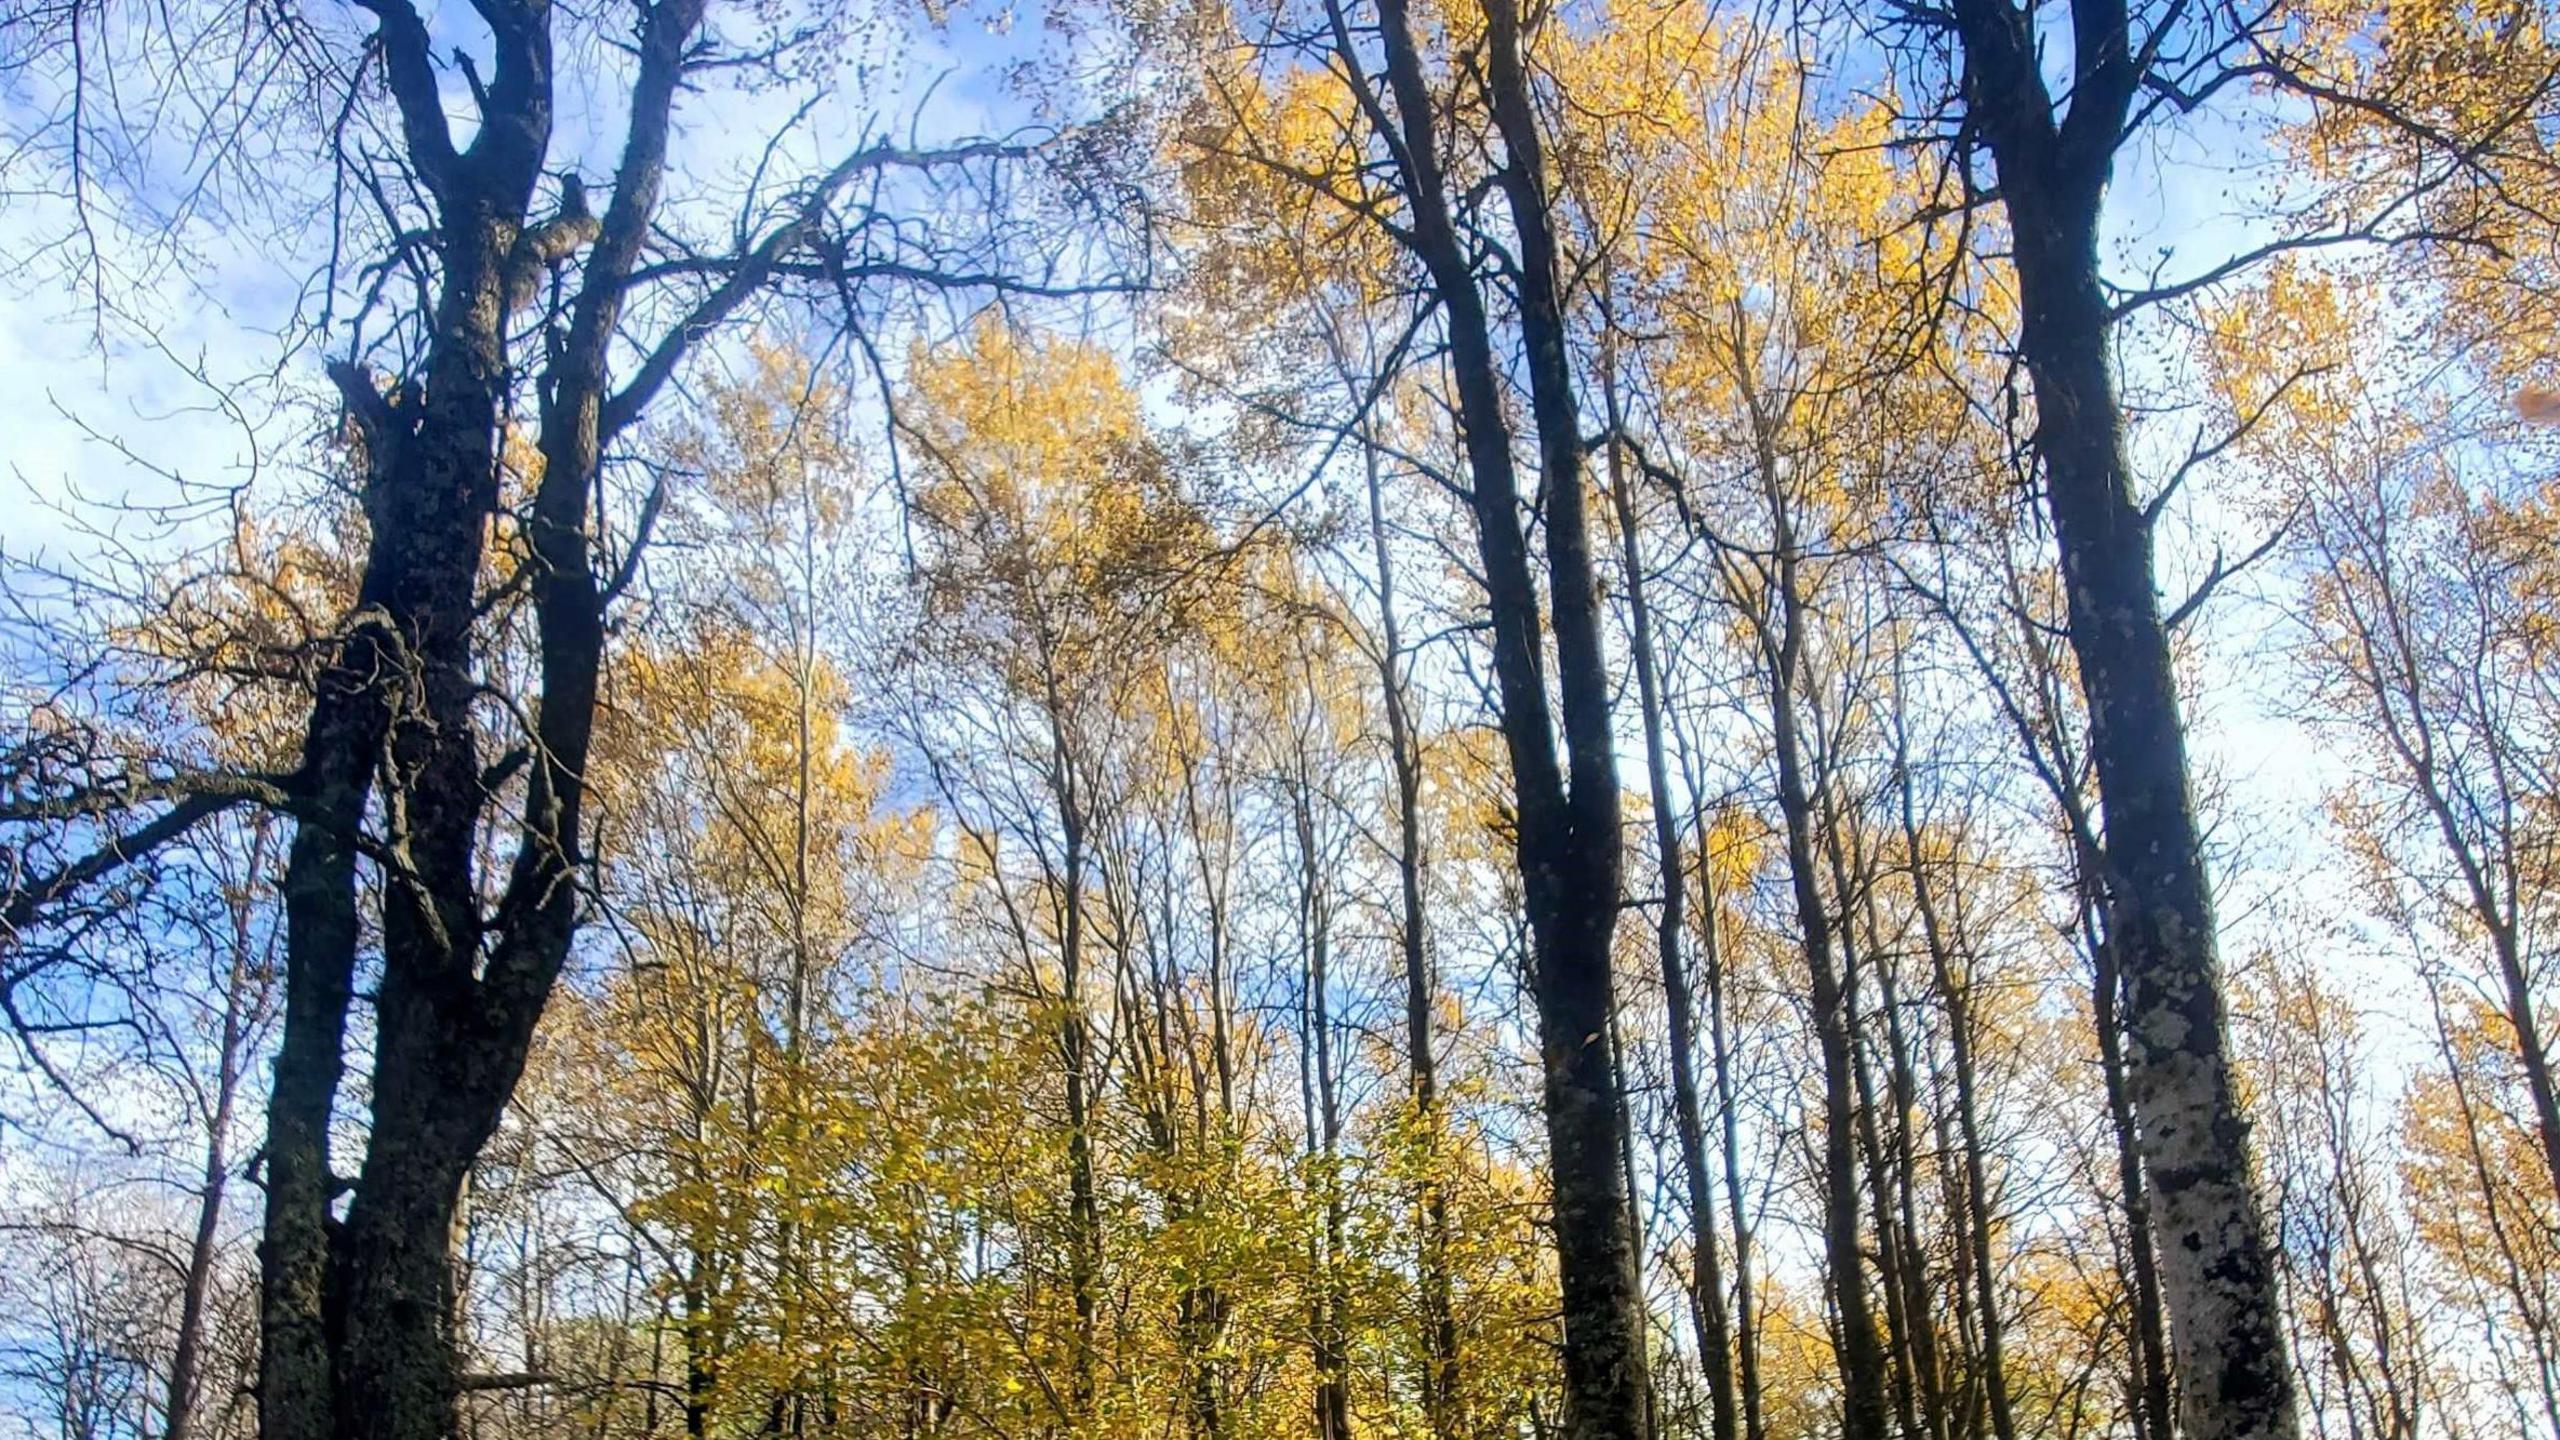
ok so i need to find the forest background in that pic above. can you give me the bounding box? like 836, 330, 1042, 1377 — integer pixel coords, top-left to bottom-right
1, 5, 2554, 1440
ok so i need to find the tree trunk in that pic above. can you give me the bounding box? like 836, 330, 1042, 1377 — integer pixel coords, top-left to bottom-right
2089, 894, 2177, 1440
250, 7, 717, 1439
1836, 789, 1947, 1440
1692, 803, 1766, 1440
1053, 694, 1101, 1423
1606, 1010, 1658, 1440
1765, 604, 1888, 1440
1945, 6, 2301, 1435
1736, 386, 1888, 1440
1603, 350, 1740, 1440
1824, 804, 1924, 1440
1296, 777, 1355, 1440
1362, 438, 1463, 1440
168, 845, 268, 1440
2008, 178, 2297, 1440
258, 536, 391, 1440
1889, 733, 2017, 1440
1335, 0, 1649, 1433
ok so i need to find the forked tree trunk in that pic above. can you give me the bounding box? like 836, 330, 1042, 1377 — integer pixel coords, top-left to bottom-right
257, 7, 717, 1440
1330, 0, 1651, 1434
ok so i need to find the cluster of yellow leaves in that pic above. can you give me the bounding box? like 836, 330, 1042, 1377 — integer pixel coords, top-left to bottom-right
905, 319, 1216, 691
2285, 0, 2560, 392
118, 504, 362, 770
2402, 998, 2560, 1314
2198, 258, 2372, 450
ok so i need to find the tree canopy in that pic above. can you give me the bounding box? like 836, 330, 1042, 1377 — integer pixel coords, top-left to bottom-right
4, 4, 2558, 1440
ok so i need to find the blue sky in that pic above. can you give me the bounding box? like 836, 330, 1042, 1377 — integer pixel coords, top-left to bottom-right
0, 0, 1063, 557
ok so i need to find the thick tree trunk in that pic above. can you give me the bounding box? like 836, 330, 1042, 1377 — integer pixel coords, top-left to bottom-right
259, 506, 400, 1440
335, 1148, 476, 1440
330, 160, 556, 1438
249, 6, 714, 1438
2013, 208, 2295, 1440
1947, 7, 2300, 1434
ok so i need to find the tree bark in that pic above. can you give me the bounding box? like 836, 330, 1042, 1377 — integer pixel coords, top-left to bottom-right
1944, 6, 2300, 1435
1689, 798, 1766, 1440
1048, 681, 1102, 1422
258, 521, 389, 1440
1823, 801, 1924, 1440
1296, 770, 1355, 1440
254, 7, 715, 1440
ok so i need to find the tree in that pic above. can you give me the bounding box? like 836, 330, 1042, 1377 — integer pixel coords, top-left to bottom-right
0, 6, 1113, 1438
1905, 4, 2302, 1434
1212, 2, 1655, 1432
